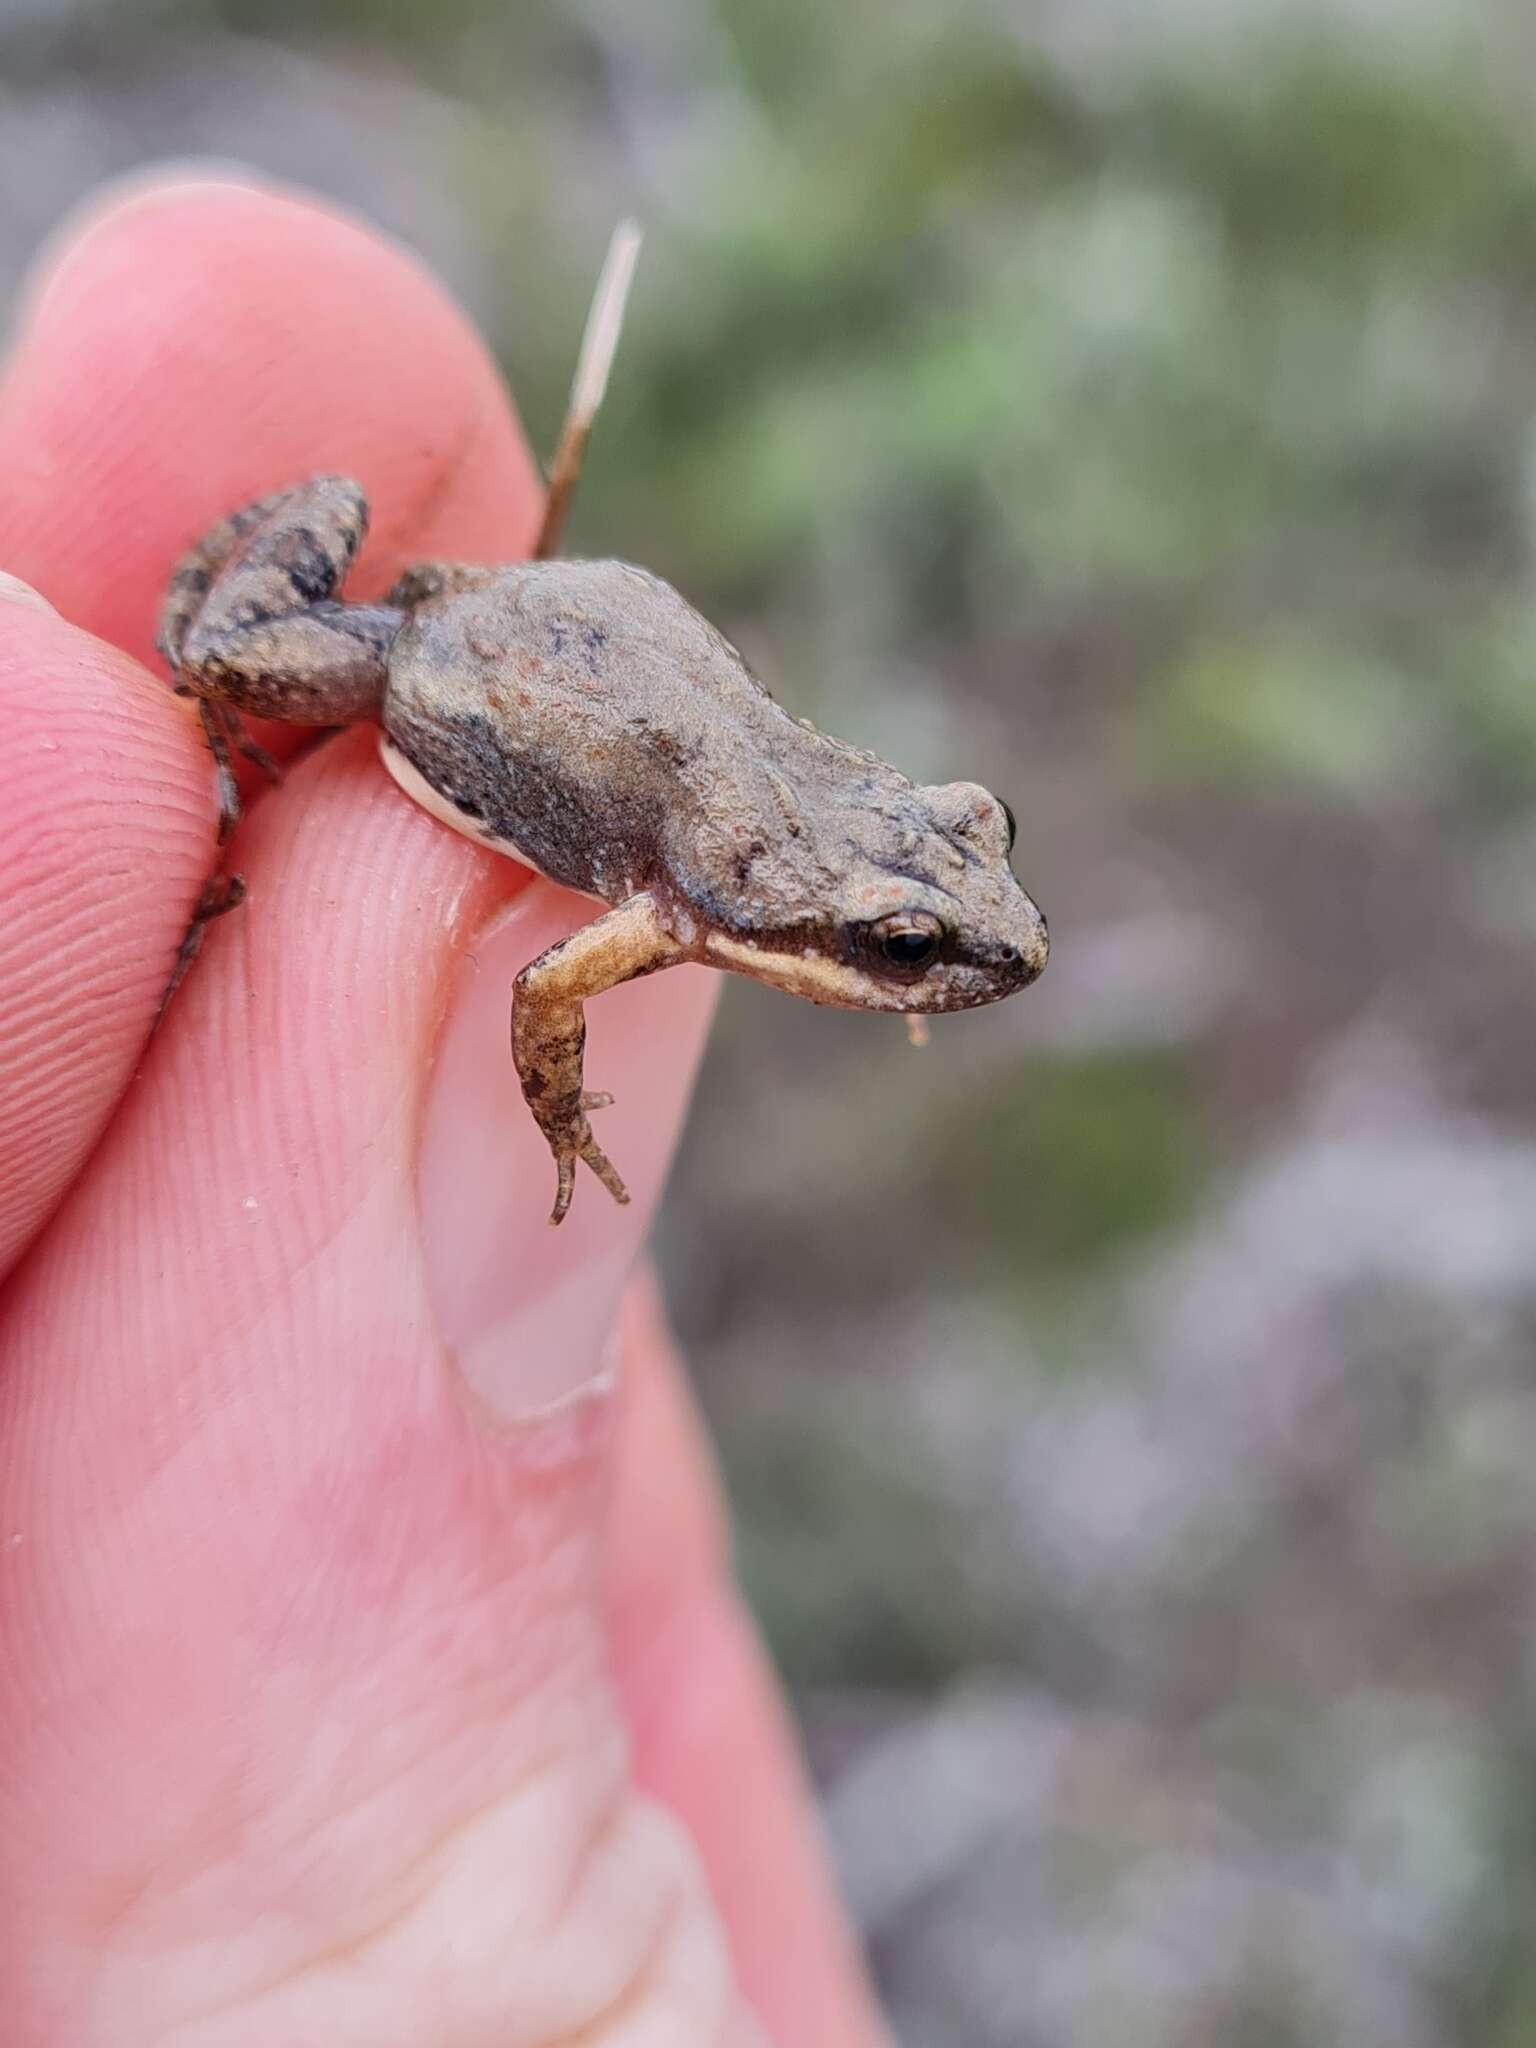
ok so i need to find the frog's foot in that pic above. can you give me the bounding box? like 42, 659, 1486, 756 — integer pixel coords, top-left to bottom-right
548, 1095, 629, 1226
156, 871, 247, 1025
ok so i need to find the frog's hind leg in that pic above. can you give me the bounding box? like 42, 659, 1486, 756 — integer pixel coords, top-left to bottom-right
191, 696, 282, 844
162, 475, 403, 724
160, 474, 405, 838
159, 480, 305, 681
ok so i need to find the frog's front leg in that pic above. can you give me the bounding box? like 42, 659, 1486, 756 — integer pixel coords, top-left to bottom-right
159, 475, 404, 840
511, 893, 691, 1224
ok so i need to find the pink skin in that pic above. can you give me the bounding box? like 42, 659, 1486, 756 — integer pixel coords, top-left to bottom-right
0, 176, 891, 2047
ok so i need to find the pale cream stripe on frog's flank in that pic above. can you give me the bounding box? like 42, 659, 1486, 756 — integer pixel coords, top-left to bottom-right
379, 734, 601, 897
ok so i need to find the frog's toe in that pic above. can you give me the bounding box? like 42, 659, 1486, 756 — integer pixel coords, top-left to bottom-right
234, 732, 284, 786
583, 1133, 630, 1207
213, 763, 241, 845
545, 1117, 630, 1225
550, 1153, 578, 1227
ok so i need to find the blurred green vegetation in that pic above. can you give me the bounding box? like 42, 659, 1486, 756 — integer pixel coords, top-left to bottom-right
932, 1051, 1206, 1275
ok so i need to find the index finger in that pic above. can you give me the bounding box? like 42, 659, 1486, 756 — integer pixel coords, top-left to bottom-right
0, 173, 546, 1278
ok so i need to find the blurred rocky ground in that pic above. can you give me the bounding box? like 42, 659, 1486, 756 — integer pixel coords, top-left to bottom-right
6, 1, 1536, 2040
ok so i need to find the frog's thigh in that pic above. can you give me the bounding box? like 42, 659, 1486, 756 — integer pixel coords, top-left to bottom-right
160, 478, 319, 676
511, 894, 689, 1220
172, 476, 400, 726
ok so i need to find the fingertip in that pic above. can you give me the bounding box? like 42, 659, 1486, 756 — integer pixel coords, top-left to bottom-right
11, 162, 282, 331
0, 600, 215, 1274
0, 170, 543, 665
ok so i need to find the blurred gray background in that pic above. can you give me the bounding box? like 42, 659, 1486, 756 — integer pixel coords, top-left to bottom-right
7, 2, 1536, 2041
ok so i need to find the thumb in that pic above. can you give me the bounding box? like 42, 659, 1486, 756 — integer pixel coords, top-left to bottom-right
0, 729, 746, 2044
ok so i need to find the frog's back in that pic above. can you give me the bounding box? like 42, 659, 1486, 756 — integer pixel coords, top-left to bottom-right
381, 559, 790, 900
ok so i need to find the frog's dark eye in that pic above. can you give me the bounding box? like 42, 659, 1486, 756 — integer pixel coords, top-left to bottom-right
869, 912, 944, 976
1000, 800, 1017, 852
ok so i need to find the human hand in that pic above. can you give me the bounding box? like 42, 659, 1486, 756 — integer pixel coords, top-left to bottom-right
0, 173, 888, 2047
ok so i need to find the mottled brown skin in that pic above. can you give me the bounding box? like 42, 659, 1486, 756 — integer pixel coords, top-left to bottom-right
160, 475, 1049, 1221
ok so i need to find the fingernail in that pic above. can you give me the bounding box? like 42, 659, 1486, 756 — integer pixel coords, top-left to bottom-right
416, 886, 716, 1424
0, 571, 55, 616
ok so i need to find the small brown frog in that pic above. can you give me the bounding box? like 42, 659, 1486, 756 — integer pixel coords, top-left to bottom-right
158, 233, 1048, 1222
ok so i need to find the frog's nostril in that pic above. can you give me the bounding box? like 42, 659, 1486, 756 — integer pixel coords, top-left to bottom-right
1013, 908, 1049, 983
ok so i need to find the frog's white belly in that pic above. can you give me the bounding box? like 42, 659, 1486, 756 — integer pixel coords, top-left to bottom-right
378, 735, 557, 880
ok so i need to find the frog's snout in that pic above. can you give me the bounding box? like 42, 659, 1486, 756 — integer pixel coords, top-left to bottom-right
1001, 896, 1049, 988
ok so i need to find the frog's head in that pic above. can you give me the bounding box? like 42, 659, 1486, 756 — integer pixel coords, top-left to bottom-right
701, 777, 1048, 1014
